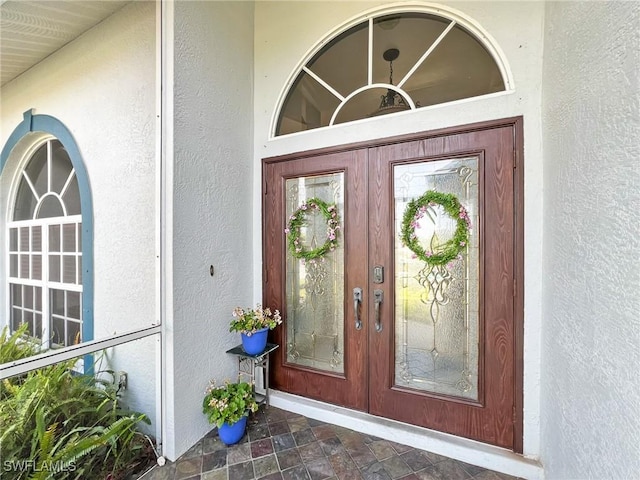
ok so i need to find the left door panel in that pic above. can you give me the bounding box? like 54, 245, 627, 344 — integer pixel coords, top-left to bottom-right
263, 149, 368, 411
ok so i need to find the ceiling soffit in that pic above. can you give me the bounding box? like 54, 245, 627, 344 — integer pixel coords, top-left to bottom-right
0, 0, 130, 86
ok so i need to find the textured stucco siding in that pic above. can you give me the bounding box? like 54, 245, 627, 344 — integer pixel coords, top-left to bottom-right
541, 1, 640, 478
168, 0, 255, 460
0, 2, 158, 431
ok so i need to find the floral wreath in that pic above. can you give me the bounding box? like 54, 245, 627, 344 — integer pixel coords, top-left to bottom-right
285, 197, 340, 260
400, 190, 471, 267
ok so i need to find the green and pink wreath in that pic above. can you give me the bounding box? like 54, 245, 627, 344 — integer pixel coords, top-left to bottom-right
285, 197, 340, 261
400, 190, 471, 267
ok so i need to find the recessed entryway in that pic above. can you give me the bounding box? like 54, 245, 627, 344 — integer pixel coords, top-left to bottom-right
263, 118, 524, 452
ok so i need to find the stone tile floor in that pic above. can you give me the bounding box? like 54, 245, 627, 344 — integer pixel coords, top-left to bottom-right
142, 406, 520, 480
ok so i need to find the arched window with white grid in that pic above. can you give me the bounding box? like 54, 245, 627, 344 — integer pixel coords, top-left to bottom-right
8, 138, 83, 348
2, 111, 93, 355
273, 8, 513, 137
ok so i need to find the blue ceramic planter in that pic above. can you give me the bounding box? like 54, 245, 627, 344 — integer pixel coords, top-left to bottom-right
241, 327, 269, 355
218, 415, 247, 445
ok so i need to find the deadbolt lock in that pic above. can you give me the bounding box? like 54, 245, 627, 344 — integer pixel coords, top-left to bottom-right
373, 265, 384, 284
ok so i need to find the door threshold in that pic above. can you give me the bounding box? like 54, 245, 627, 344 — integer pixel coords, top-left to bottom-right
270, 390, 543, 480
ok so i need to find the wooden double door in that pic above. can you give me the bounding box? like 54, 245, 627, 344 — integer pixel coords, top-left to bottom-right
263, 119, 523, 451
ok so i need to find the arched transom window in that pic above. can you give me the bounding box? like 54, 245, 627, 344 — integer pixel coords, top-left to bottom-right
8, 138, 82, 348
275, 10, 509, 136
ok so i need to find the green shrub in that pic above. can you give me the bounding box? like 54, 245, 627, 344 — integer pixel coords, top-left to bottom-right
0, 327, 154, 479
0, 323, 40, 363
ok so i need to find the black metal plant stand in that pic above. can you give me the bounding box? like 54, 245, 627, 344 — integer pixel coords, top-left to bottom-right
226, 343, 279, 406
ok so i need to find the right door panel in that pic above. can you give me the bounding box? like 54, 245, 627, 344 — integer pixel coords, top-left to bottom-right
368, 127, 516, 449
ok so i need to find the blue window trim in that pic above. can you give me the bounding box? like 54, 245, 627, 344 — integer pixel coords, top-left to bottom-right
1, 109, 94, 370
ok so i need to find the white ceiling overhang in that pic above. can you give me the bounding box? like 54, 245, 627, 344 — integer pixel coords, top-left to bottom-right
0, 0, 130, 86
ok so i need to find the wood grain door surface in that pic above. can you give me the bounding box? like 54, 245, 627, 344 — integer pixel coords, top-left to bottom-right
263, 119, 523, 451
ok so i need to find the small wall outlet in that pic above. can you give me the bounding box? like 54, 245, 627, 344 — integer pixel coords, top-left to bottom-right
117, 371, 128, 391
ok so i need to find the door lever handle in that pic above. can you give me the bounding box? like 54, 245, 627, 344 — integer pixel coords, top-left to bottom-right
353, 287, 363, 330
374, 289, 383, 332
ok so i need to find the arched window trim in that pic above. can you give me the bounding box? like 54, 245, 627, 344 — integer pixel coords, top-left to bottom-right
1, 109, 94, 347
270, 3, 515, 138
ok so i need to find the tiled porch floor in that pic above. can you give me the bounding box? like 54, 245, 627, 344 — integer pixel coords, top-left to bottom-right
143, 406, 520, 480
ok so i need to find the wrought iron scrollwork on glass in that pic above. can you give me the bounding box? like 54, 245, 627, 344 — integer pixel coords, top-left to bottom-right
285, 173, 345, 373
394, 158, 479, 400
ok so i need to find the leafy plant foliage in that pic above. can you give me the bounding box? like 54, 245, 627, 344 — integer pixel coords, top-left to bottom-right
202, 380, 258, 427
0, 326, 155, 479
229, 305, 282, 335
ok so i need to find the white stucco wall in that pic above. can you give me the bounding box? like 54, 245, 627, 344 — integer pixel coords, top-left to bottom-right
167, 0, 255, 460
253, 0, 545, 459
0, 2, 158, 431
540, 2, 640, 478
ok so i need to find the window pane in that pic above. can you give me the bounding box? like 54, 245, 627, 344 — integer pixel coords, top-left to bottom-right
276, 71, 340, 136
10, 254, 18, 277
50, 140, 73, 195
63, 224, 76, 252
11, 283, 22, 306
24, 311, 34, 336
34, 313, 43, 338
67, 321, 81, 346
62, 175, 81, 216
9, 228, 18, 251
32, 226, 42, 251
25, 143, 48, 197
63, 255, 76, 283
13, 179, 37, 221
49, 224, 61, 252
35, 287, 42, 310
49, 255, 61, 282
334, 87, 410, 124
78, 256, 83, 283
32, 254, 42, 280
51, 289, 65, 316
51, 316, 65, 346
37, 195, 65, 219
372, 14, 449, 86
24, 286, 33, 308
11, 308, 22, 331
307, 22, 368, 97
403, 25, 505, 108
20, 255, 29, 279
68, 291, 81, 320
20, 227, 29, 251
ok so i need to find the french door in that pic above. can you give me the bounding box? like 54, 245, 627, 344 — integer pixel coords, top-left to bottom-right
263, 119, 523, 451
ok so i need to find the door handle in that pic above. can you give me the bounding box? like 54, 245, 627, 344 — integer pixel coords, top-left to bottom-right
374, 289, 383, 332
353, 287, 363, 330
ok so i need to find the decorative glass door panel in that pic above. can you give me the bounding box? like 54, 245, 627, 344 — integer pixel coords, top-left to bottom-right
394, 158, 479, 400
285, 173, 345, 373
